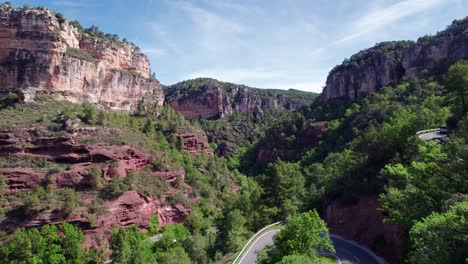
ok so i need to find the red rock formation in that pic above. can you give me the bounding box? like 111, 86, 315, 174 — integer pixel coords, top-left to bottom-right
169, 85, 227, 119
0, 4, 163, 111
321, 20, 468, 101
0, 129, 149, 169
167, 84, 306, 120
154, 170, 185, 183
325, 196, 405, 264
179, 133, 211, 155
0, 127, 151, 195
0, 167, 44, 194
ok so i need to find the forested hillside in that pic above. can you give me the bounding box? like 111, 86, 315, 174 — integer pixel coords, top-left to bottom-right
0, 3, 467, 264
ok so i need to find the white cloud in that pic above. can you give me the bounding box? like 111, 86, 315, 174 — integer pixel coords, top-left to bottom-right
183, 68, 325, 93
334, 0, 447, 44
175, 1, 247, 35
261, 81, 325, 93
185, 68, 282, 83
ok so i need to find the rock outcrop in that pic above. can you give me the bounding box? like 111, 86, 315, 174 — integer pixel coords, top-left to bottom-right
0, 127, 193, 244
165, 79, 317, 120
0, 4, 163, 111
321, 18, 468, 101
70, 190, 191, 247
179, 133, 211, 155
325, 196, 405, 264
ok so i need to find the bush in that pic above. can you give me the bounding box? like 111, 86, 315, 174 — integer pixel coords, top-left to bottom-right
65, 47, 95, 62
55, 13, 66, 24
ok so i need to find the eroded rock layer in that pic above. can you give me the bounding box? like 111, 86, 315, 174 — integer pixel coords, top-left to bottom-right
0, 4, 163, 111
0, 127, 192, 246
167, 84, 310, 120
321, 19, 468, 100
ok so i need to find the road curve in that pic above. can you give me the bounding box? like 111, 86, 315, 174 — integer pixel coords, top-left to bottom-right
238, 230, 383, 264
331, 235, 383, 264
418, 131, 447, 141
238, 229, 279, 264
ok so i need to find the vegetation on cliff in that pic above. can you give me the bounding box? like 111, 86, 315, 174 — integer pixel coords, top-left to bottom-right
164, 77, 318, 104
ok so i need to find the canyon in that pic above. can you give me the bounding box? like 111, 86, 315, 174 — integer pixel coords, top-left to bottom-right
0, 3, 466, 263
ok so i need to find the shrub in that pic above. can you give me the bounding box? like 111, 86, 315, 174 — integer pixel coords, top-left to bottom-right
55, 13, 66, 24
65, 47, 95, 62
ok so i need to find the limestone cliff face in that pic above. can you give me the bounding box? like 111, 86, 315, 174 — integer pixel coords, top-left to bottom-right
321, 18, 468, 100
167, 83, 310, 120
0, 4, 163, 111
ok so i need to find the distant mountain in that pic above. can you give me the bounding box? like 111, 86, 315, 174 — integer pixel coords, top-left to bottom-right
164, 78, 318, 119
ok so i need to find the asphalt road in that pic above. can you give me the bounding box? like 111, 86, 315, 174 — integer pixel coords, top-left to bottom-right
238, 230, 382, 264
238, 229, 279, 264
331, 235, 382, 264
418, 131, 447, 141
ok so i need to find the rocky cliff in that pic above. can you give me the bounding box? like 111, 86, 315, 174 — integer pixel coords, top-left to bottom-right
0, 4, 163, 111
165, 78, 318, 119
321, 17, 468, 100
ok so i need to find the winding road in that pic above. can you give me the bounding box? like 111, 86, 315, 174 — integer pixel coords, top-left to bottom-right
236, 230, 384, 264
416, 128, 447, 141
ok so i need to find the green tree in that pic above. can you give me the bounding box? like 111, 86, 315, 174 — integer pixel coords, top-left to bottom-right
0, 223, 85, 263
379, 140, 468, 230
111, 226, 156, 264
277, 254, 313, 264
219, 209, 252, 252
89, 166, 104, 190
265, 160, 305, 218
409, 202, 468, 264
156, 224, 190, 251
158, 246, 192, 264
82, 102, 97, 124
148, 215, 159, 234
59, 222, 85, 263
266, 210, 334, 263
444, 60, 468, 115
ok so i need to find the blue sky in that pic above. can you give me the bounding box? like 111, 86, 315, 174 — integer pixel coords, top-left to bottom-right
9, 0, 468, 92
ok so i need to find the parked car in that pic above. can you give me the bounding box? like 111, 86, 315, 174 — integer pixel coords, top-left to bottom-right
439, 125, 448, 134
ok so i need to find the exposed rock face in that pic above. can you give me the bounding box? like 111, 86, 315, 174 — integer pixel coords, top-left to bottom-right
71, 190, 191, 247
321, 19, 468, 100
0, 127, 193, 245
0, 4, 163, 111
0, 167, 44, 195
168, 85, 307, 120
0, 128, 150, 194
325, 196, 405, 264
179, 133, 211, 155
